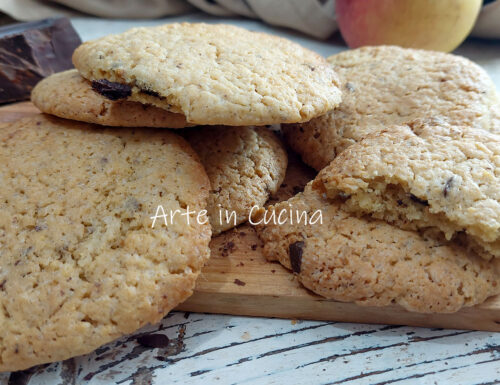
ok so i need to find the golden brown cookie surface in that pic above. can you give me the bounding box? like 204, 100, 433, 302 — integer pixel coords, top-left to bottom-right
186, 126, 287, 234
73, 23, 342, 126
256, 183, 500, 313
0, 116, 211, 371
315, 119, 500, 259
283, 46, 500, 170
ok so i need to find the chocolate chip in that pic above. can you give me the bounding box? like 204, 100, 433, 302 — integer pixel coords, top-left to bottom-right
91, 79, 131, 101
140, 88, 161, 98
0, 279, 6, 291
137, 334, 169, 348
443, 176, 454, 197
293, 185, 304, 195
289, 241, 304, 273
234, 279, 246, 286
251, 244, 258, 251
409, 194, 429, 206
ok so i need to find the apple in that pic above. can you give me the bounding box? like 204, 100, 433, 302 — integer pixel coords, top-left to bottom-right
336, 0, 482, 52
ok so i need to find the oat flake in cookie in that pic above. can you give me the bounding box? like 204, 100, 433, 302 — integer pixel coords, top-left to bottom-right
0, 116, 211, 371
283, 46, 500, 170
72, 23, 342, 126
256, 183, 500, 313
31, 70, 190, 128
185, 126, 287, 235
315, 119, 500, 260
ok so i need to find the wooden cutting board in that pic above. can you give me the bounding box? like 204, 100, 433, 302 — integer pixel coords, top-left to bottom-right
2, 102, 499, 332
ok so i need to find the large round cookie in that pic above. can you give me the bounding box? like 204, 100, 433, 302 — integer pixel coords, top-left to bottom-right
256, 184, 500, 313
31, 70, 190, 128
185, 126, 287, 235
283, 46, 500, 170
0, 115, 211, 372
72, 23, 342, 126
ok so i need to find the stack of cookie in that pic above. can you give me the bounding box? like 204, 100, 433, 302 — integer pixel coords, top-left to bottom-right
1, 22, 499, 372
257, 46, 500, 313
0, 23, 341, 371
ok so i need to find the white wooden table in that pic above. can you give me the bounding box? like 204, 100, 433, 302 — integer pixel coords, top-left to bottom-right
2, 13, 500, 385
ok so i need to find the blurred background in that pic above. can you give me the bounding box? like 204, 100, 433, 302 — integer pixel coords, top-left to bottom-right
1, 0, 500, 44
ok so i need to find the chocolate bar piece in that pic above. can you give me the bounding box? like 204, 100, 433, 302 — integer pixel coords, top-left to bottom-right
0, 18, 81, 104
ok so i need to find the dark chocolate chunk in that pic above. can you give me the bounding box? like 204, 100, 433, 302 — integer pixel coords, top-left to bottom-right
234, 279, 246, 286
0, 279, 5, 290
91, 79, 132, 101
0, 18, 81, 104
140, 88, 161, 98
443, 176, 454, 197
137, 334, 169, 348
289, 241, 304, 273
409, 194, 429, 206
292, 185, 304, 195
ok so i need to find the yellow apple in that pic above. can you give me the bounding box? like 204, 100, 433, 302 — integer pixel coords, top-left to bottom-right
336, 0, 482, 52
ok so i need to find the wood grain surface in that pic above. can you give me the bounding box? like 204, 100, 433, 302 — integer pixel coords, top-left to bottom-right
2, 102, 499, 332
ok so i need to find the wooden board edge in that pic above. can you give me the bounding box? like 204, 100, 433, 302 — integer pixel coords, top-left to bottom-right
177, 291, 500, 332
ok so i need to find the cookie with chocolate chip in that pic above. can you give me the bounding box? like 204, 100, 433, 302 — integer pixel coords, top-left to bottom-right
314, 118, 500, 260
0, 115, 211, 371
256, 183, 500, 313
32, 70, 190, 128
282, 46, 500, 170
72, 23, 342, 126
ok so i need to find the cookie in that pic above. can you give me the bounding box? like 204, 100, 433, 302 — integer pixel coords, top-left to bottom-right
185, 126, 287, 235
255, 183, 500, 313
31, 70, 190, 128
315, 118, 500, 259
0, 115, 211, 371
72, 23, 342, 126
282, 46, 500, 170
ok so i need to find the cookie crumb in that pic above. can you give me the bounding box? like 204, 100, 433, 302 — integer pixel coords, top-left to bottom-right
221, 241, 236, 257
